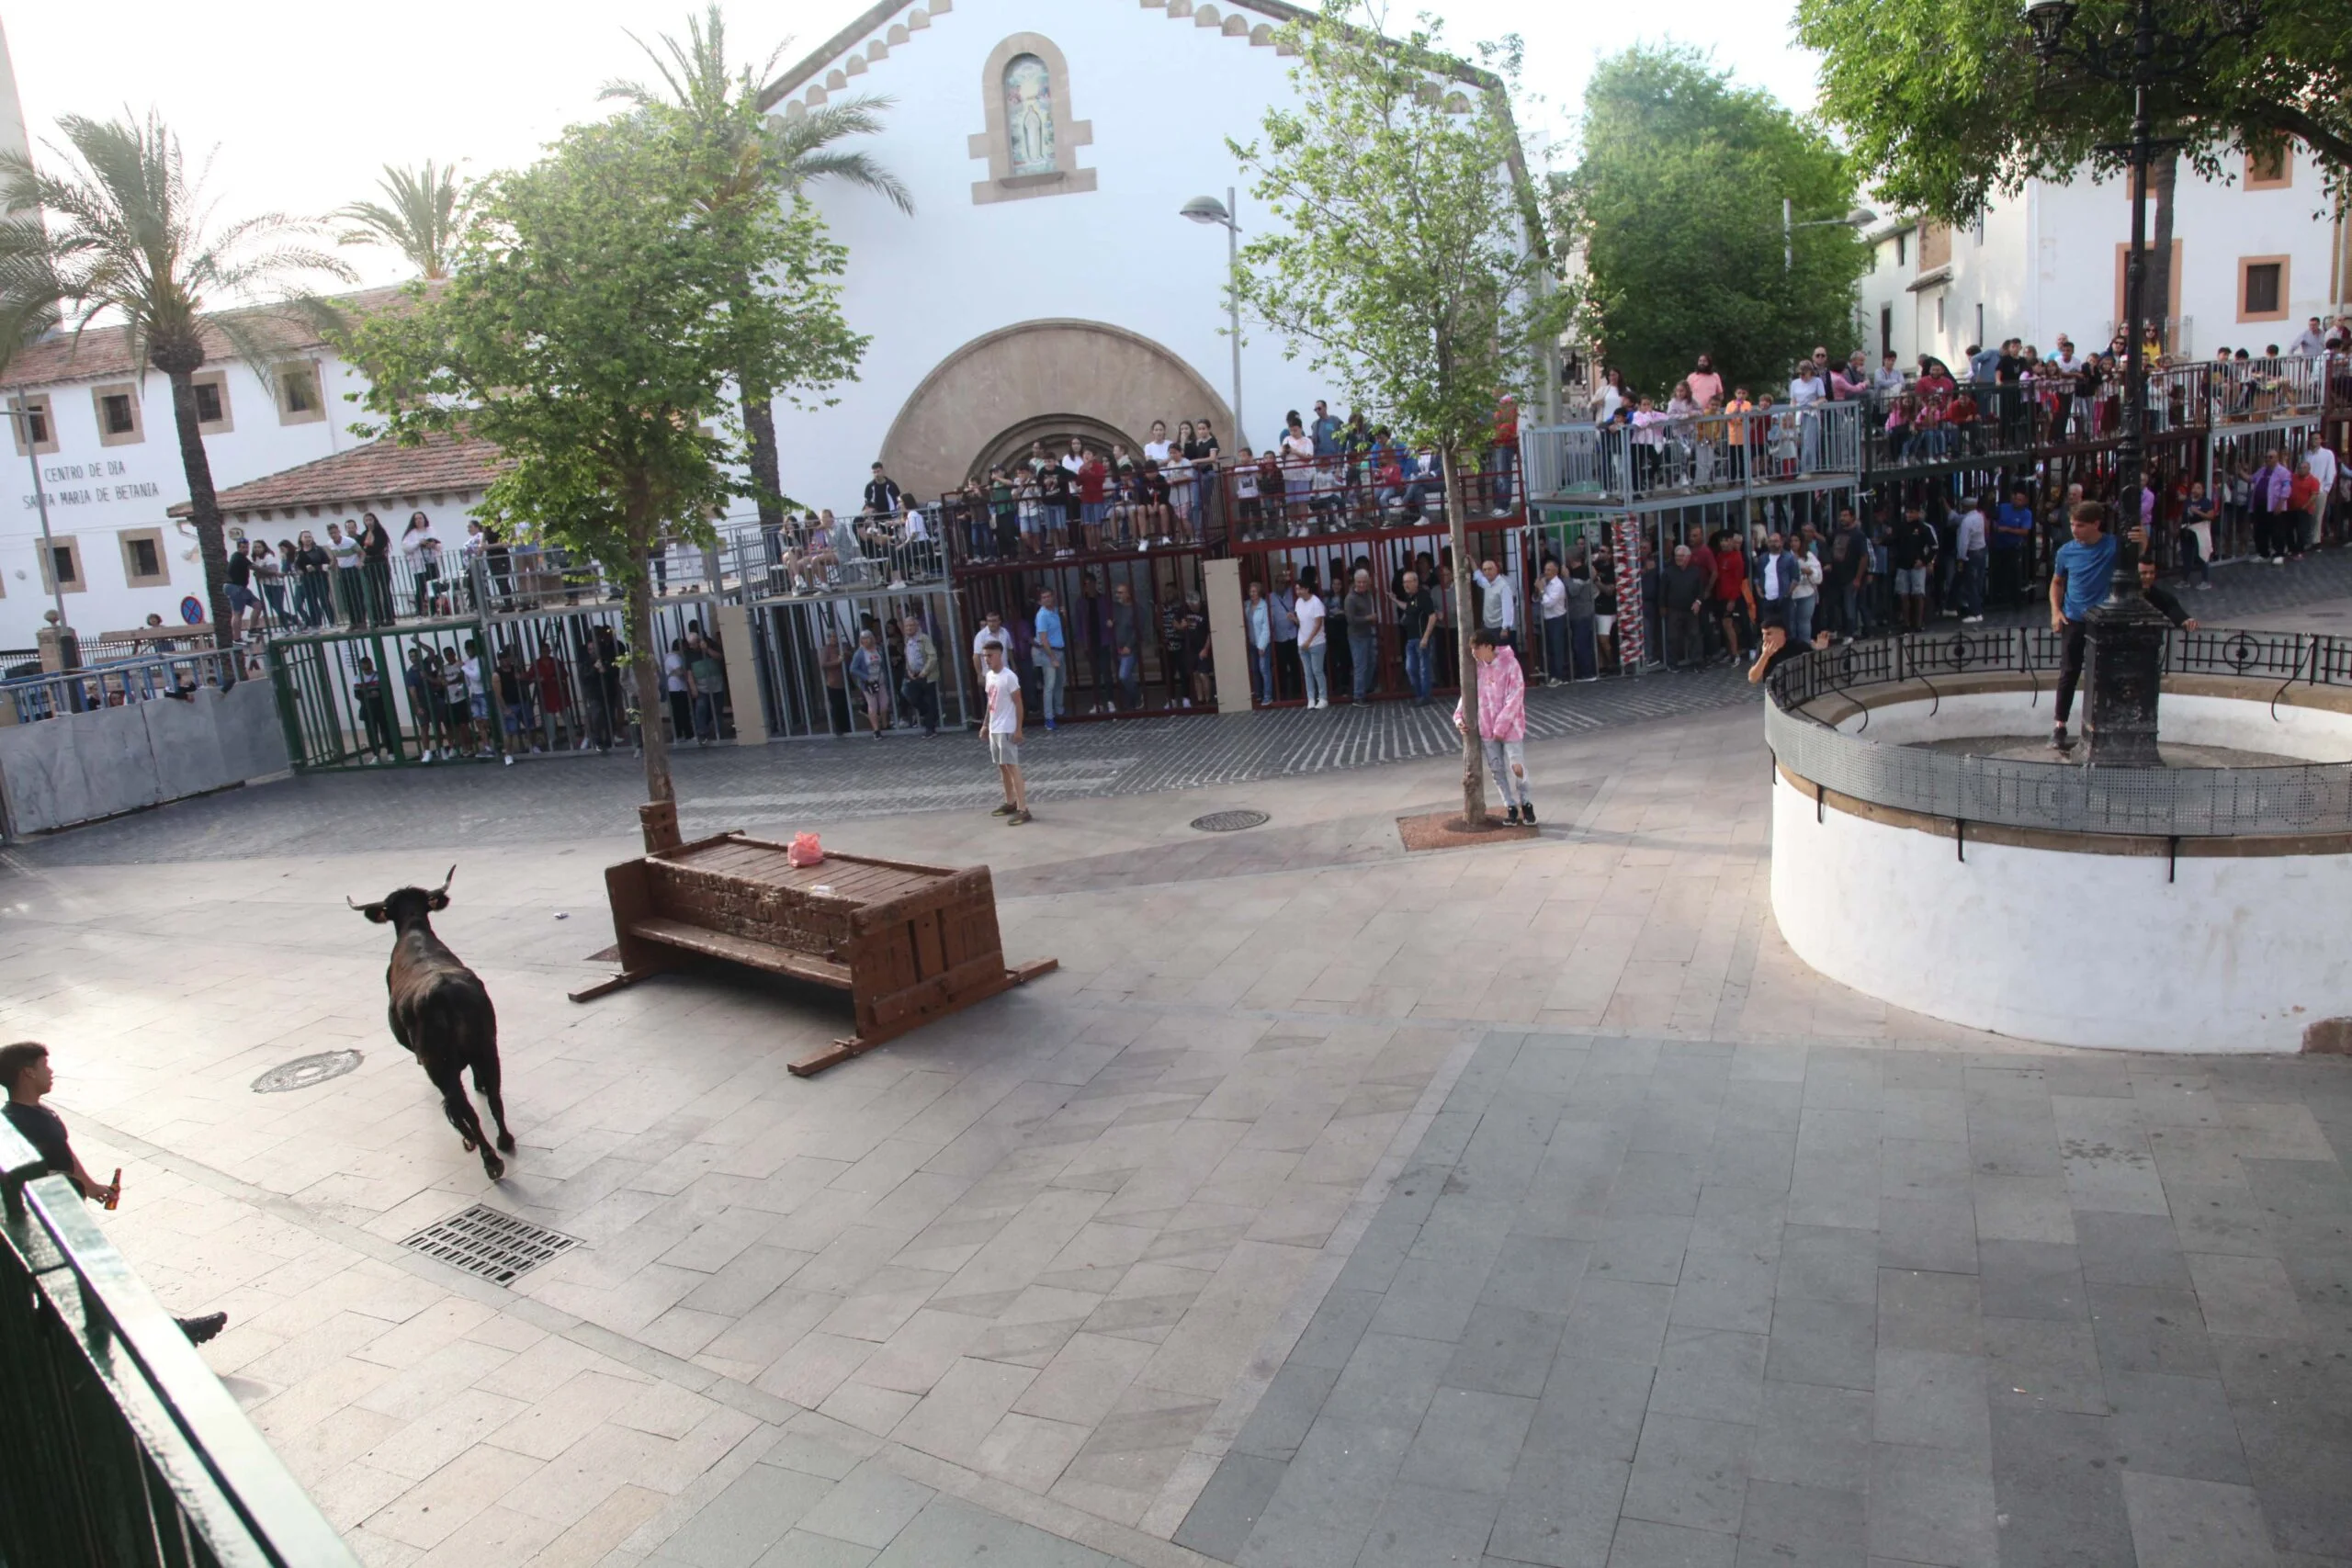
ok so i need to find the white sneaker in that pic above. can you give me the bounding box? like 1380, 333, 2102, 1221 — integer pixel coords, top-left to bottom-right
503, 754, 514, 767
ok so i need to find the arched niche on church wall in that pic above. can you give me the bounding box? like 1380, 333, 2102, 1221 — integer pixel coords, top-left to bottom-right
965, 33, 1096, 205
878, 320, 1231, 502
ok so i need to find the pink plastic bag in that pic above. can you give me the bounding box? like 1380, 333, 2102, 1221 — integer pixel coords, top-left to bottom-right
787, 831, 825, 868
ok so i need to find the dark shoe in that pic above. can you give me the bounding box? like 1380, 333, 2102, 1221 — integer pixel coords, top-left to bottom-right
1505, 806, 1521, 826
990, 802, 1016, 817
1009, 809, 1032, 826
1522, 803, 1537, 824
178, 1313, 228, 1346
2050, 728, 2074, 752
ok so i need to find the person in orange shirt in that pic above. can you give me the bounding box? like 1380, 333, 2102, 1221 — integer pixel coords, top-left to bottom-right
1722, 386, 1756, 481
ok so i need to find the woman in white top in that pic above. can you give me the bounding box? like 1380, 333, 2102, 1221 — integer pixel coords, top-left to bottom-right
1789, 536, 1823, 649
1280, 414, 1316, 529
401, 512, 442, 618
1538, 558, 1570, 685
1294, 582, 1329, 707
1590, 367, 1628, 423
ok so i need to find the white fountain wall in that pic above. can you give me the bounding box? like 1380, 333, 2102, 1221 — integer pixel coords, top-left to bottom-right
1771, 773, 2352, 1052
1832, 690, 2352, 761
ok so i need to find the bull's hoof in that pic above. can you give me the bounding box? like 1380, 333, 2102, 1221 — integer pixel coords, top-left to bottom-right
462, 1138, 478, 1153
481, 1154, 505, 1180
496, 1132, 516, 1153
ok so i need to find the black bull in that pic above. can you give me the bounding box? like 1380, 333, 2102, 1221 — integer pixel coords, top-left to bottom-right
350, 868, 516, 1179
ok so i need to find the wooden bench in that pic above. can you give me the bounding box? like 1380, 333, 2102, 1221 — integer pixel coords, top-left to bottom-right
568, 831, 1057, 1076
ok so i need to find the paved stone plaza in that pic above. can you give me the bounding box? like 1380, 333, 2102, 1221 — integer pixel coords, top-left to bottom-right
3, 570, 2349, 1568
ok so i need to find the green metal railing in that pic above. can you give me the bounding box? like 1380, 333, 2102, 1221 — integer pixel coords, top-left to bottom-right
0, 1122, 356, 1568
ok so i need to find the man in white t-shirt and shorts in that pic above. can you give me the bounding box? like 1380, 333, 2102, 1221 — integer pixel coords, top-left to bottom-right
983, 641, 1030, 825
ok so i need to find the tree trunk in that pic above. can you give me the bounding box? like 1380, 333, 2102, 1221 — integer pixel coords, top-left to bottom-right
742, 380, 785, 534
164, 365, 235, 681
626, 567, 677, 840
2147, 148, 2177, 354
1445, 449, 1487, 825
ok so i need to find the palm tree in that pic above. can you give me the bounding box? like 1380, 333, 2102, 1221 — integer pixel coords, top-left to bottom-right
603, 6, 910, 538
333, 160, 474, 279
0, 113, 354, 649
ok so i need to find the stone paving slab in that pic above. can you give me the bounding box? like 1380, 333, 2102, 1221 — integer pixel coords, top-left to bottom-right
1185, 1030, 2352, 1568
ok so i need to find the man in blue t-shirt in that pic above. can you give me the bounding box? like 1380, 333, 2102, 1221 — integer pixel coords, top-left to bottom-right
1033, 589, 1067, 731
1992, 489, 2036, 609
2048, 501, 2121, 751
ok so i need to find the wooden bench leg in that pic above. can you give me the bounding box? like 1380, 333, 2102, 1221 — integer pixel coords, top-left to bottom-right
788, 1036, 876, 1077
787, 958, 1060, 1077
569, 970, 655, 1004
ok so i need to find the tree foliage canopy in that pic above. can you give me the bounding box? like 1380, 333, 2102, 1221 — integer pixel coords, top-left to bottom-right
346, 107, 863, 578
1227, 0, 1564, 457
1795, 0, 2351, 221
1566, 46, 1868, 400
334, 160, 475, 280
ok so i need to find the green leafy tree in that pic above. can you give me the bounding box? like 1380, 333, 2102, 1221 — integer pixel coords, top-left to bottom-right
1798, 0, 2349, 220
1566, 47, 1868, 399
0, 113, 353, 647
334, 160, 475, 279
605, 5, 910, 540
1231, 0, 1566, 824
347, 107, 865, 818
1798, 0, 2349, 341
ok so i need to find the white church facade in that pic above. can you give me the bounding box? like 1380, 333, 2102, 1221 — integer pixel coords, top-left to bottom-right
754, 0, 1359, 512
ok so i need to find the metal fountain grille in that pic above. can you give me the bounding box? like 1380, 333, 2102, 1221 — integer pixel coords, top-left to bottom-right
1191, 809, 1270, 832
401, 1205, 580, 1285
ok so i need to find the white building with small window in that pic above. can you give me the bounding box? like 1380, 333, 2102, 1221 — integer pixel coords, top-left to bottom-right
1856, 144, 2351, 367
0, 288, 405, 648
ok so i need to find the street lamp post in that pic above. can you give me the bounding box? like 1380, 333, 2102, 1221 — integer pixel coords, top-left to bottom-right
2024, 0, 2257, 766
1180, 190, 1244, 444
1782, 202, 1880, 274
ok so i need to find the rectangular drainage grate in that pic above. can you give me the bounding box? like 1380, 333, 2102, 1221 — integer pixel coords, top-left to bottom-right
401, 1204, 581, 1285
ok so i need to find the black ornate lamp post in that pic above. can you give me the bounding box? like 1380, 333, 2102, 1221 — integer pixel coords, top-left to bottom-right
2022, 0, 2258, 766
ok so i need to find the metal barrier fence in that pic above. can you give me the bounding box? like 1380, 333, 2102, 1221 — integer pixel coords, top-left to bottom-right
744, 584, 971, 738
1, 1121, 356, 1567
1764, 626, 2352, 837
266, 597, 743, 771
1521, 403, 1863, 508
1228, 519, 1522, 705
2, 649, 242, 726
928, 450, 1523, 570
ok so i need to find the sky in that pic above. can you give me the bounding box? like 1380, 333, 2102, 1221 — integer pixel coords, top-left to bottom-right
5, 0, 1824, 289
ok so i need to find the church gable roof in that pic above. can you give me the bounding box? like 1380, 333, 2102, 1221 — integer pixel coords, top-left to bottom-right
756, 0, 1494, 122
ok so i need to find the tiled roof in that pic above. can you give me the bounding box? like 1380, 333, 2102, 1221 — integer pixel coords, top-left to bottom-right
6, 283, 423, 388
168, 430, 503, 518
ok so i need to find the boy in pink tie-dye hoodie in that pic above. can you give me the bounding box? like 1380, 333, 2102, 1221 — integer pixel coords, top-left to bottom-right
1454, 627, 1534, 824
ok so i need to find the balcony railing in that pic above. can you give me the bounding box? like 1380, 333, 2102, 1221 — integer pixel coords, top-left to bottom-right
1522, 402, 1864, 507
1, 1121, 357, 1567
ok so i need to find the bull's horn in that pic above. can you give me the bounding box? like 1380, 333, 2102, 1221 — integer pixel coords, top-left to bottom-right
345, 897, 368, 909
436, 865, 456, 894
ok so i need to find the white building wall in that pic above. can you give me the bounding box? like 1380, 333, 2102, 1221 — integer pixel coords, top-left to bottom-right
765, 0, 1353, 512
3, 353, 372, 649
1860, 147, 2346, 367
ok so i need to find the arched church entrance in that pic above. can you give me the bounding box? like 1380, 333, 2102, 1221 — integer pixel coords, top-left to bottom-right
877, 319, 1230, 504
969, 413, 1136, 484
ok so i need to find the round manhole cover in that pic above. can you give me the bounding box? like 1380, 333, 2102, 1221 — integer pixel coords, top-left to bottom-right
1191, 809, 1270, 832
253, 1050, 363, 1094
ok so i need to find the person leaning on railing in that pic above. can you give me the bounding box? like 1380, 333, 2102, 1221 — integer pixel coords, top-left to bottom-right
2, 1043, 228, 1344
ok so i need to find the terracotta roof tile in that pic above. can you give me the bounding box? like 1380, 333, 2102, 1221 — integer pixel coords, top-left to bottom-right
168, 430, 503, 518
6, 283, 424, 388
